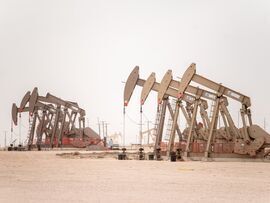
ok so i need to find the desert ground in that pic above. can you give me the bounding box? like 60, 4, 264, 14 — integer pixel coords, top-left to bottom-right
0, 151, 270, 203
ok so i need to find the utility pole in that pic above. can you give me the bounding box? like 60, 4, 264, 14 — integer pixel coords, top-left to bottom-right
10, 120, 13, 144
147, 121, 150, 145
4, 131, 7, 148
122, 81, 126, 147
102, 121, 105, 138
123, 107, 126, 147
19, 113, 22, 144
105, 123, 107, 137
139, 106, 143, 145
101, 121, 108, 147
104, 122, 109, 138
97, 118, 101, 137
98, 119, 109, 147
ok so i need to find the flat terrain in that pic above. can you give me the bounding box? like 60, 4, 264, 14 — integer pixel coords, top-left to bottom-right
0, 151, 270, 203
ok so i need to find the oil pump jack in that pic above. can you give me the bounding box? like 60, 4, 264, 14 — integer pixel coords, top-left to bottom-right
178, 64, 270, 159
12, 87, 102, 150
124, 64, 270, 160
124, 66, 214, 157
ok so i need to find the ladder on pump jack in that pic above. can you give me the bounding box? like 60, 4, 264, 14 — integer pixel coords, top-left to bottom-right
124, 64, 270, 160
152, 103, 162, 143
165, 99, 177, 141
209, 101, 215, 120
26, 115, 33, 146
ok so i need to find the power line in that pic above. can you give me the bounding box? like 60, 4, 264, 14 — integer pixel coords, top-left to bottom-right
126, 113, 140, 125
143, 112, 155, 125
142, 112, 150, 121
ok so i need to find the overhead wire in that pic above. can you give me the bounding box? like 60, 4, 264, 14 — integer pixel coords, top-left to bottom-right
126, 113, 140, 126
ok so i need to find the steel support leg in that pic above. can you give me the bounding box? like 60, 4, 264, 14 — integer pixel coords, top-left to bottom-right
51, 105, 60, 148
167, 101, 181, 157
57, 108, 67, 147
28, 112, 37, 150
184, 100, 199, 157
37, 110, 46, 151
167, 102, 182, 140
204, 98, 220, 158
154, 98, 168, 156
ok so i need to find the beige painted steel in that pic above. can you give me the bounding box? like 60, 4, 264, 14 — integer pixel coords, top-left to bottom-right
219, 101, 241, 139
29, 87, 38, 114
247, 109, 253, 125
12, 87, 89, 150
19, 91, 31, 110
124, 68, 207, 104
124, 65, 270, 159
157, 68, 227, 104
199, 101, 210, 130
158, 70, 172, 104
177, 63, 196, 98
166, 102, 182, 139
51, 105, 60, 148
240, 108, 250, 143
137, 67, 207, 154
124, 67, 209, 107
234, 125, 267, 156
204, 97, 221, 158
180, 104, 191, 126
57, 107, 67, 147
166, 64, 197, 156
12, 104, 18, 126
141, 73, 155, 105
167, 101, 181, 156
26, 91, 86, 148
185, 99, 200, 155
46, 93, 85, 116
175, 66, 253, 158
163, 67, 214, 157
124, 67, 214, 157
124, 66, 139, 106
139, 72, 182, 142
36, 109, 46, 150
219, 107, 232, 140
184, 63, 251, 107
154, 98, 168, 155
28, 112, 37, 150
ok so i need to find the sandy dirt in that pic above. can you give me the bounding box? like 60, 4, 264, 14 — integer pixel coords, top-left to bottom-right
0, 151, 270, 203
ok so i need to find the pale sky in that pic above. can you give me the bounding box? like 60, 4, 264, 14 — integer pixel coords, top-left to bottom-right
0, 0, 270, 146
